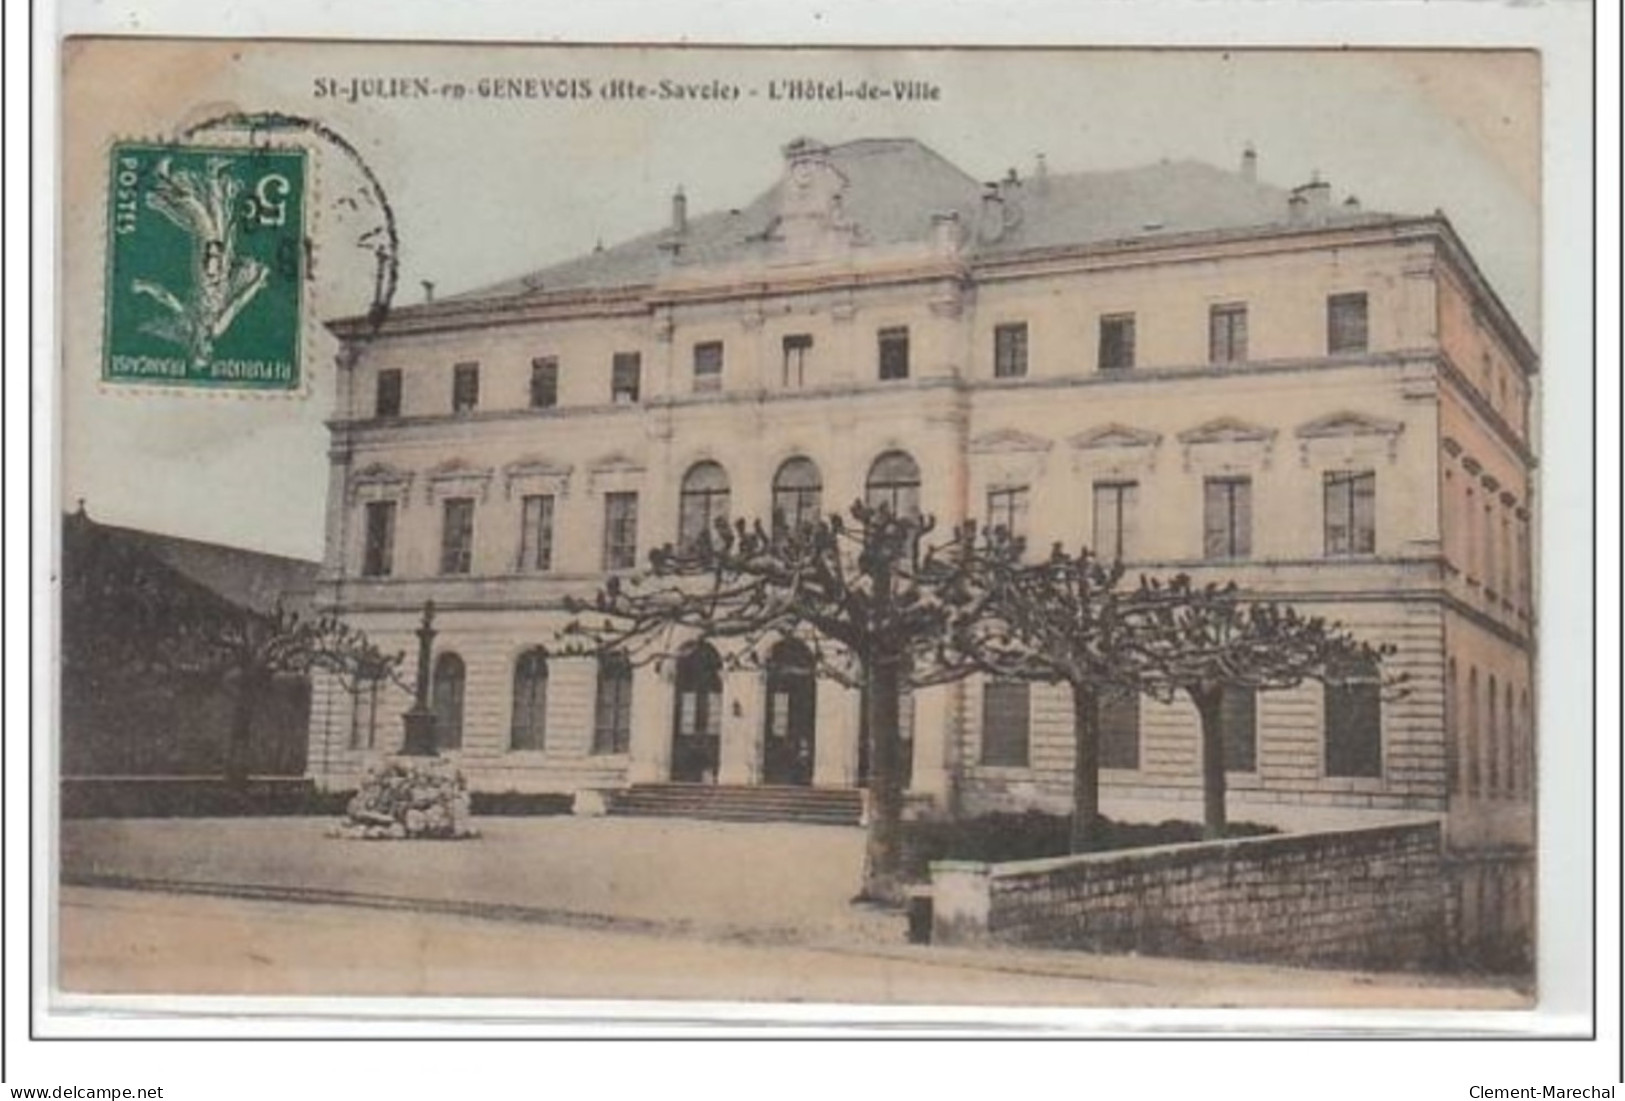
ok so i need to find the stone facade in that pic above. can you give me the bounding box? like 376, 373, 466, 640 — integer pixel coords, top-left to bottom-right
305, 138, 1537, 869
930, 821, 1450, 971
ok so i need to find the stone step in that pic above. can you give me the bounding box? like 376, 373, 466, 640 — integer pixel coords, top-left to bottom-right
608, 783, 863, 826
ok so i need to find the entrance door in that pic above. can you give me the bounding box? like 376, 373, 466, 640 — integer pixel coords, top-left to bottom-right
670, 643, 722, 783
763, 639, 817, 786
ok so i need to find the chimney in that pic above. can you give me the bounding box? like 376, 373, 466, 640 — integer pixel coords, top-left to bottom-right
1033, 152, 1049, 195
421, 280, 435, 303
1343, 194, 1362, 214
1290, 172, 1332, 224
671, 186, 688, 235
931, 211, 962, 255
1287, 190, 1308, 225
1241, 143, 1257, 182
978, 182, 1007, 243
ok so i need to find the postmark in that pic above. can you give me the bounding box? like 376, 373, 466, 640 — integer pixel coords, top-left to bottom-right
102, 141, 308, 391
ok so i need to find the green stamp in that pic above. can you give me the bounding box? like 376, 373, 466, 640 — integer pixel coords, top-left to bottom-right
103, 142, 306, 391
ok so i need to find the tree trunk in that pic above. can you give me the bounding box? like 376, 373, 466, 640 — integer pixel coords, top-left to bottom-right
1068, 682, 1104, 852
1193, 687, 1227, 839
858, 655, 907, 904
223, 668, 266, 790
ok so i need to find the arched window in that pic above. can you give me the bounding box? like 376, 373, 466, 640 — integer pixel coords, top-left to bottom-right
678, 461, 730, 550
1324, 655, 1381, 779
431, 652, 466, 750
865, 450, 921, 519
510, 649, 549, 751
772, 457, 823, 534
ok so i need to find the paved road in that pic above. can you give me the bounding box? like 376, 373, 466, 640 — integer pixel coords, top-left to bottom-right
58, 887, 1528, 1010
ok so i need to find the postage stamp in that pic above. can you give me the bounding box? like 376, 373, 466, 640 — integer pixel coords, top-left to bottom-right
101, 141, 307, 390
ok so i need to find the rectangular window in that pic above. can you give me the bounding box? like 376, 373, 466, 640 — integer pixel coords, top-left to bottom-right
782, 334, 813, 388
518, 494, 555, 572
1098, 686, 1141, 770
1092, 481, 1138, 562
374, 369, 402, 418
1208, 304, 1248, 364
1324, 470, 1377, 556
693, 341, 724, 392
361, 500, 396, 578
439, 497, 475, 575
602, 492, 639, 571
980, 679, 1031, 767
878, 326, 910, 381
1327, 292, 1369, 355
993, 322, 1029, 378
611, 352, 641, 404
1203, 476, 1253, 559
1484, 502, 1497, 595
1098, 314, 1136, 371
1221, 685, 1258, 772
1324, 666, 1383, 778
592, 656, 634, 755
986, 486, 1030, 542
452, 362, 479, 413
529, 357, 559, 409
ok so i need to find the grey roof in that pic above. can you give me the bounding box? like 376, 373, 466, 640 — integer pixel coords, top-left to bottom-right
444, 138, 1392, 304
70, 512, 321, 615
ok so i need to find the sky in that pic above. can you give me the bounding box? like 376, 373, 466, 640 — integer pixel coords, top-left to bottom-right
59, 42, 1541, 559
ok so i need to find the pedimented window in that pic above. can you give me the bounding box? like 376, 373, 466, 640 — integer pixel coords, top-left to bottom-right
1068, 422, 1161, 477
423, 458, 494, 505
503, 456, 573, 501
1294, 411, 1405, 466
1176, 416, 1276, 473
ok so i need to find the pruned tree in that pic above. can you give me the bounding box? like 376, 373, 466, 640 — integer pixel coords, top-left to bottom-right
1129, 574, 1397, 837
947, 534, 1144, 853
562, 502, 996, 903
205, 606, 405, 786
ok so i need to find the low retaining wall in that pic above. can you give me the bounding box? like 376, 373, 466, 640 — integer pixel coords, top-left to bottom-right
931, 820, 1448, 971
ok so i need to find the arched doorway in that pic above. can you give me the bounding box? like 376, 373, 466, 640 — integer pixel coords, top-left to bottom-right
431, 652, 465, 751
763, 639, 817, 786
671, 642, 723, 783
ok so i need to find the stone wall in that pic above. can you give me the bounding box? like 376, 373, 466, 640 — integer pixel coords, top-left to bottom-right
931, 820, 1448, 971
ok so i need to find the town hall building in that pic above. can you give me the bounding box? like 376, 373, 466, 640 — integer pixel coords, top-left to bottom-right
306, 137, 1537, 952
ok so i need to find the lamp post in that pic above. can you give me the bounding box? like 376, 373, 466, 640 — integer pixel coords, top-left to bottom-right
400, 600, 439, 756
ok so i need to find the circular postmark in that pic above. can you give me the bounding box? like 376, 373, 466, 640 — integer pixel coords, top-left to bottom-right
178, 111, 401, 343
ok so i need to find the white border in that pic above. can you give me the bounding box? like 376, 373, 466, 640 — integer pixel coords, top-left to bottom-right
13, 0, 1616, 1095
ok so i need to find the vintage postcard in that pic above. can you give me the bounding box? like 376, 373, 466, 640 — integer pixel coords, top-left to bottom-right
54, 36, 1558, 1026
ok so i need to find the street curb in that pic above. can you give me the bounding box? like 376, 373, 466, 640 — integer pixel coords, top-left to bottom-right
60, 871, 900, 949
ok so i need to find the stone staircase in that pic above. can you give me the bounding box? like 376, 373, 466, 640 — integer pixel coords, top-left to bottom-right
607, 783, 864, 827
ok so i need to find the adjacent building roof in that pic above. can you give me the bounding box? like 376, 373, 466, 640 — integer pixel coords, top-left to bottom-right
441, 137, 1392, 305
63, 508, 320, 616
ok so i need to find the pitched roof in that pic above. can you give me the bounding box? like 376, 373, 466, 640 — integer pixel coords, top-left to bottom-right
64, 511, 320, 616
438, 137, 1397, 306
